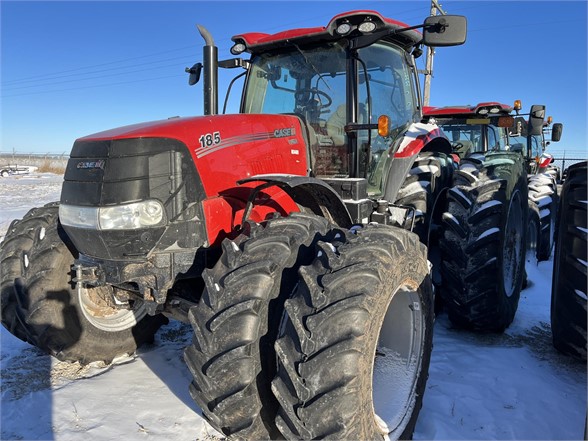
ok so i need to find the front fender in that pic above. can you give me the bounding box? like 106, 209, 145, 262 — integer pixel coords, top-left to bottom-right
239, 174, 353, 229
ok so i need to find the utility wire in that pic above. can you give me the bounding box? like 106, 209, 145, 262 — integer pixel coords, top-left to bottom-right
2, 74, 184, 98
2, 55, 194, 88
1, 45, 198, 85
2, 60, 190, 91
2, 7, 434, 87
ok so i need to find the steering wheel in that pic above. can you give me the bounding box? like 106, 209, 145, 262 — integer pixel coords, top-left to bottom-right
451, 141, 464, 151
295, 88, 332, 110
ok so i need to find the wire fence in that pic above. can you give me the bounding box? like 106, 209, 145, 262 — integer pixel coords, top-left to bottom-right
0, 152, 69, 161
551, 157, 586, 172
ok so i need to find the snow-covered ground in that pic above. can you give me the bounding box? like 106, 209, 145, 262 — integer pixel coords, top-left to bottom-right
0, 173, 585, 440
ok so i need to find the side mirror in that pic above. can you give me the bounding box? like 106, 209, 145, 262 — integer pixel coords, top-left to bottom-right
551, 123, 563, 142
185, 63, 203, 86
423, 15, 467, 47
528, 104, 545, 136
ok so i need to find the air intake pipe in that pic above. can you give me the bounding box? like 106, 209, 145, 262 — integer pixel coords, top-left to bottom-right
197, 25, 218, 115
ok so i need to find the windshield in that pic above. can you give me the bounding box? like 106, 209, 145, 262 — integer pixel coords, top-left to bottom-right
243, 41, 417, 190
437, 119, 510, 157
243, 43, 348, 177
436, 121, 484, 158
530, 134, 543, 157
243, 43, 347, 127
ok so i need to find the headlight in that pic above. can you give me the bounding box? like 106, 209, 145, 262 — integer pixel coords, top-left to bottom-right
59, 200, 165, 230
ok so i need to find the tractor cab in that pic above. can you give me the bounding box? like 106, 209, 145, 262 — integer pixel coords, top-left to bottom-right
509, 106, 563, 175
192, 11, 466, 198
424, 102, 516, 160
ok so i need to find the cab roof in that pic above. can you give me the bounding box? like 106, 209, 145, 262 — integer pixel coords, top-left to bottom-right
425, 102, 513, 117
231, 10, 422, 54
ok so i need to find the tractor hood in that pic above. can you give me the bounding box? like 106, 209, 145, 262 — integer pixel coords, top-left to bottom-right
73, 113, 311, 198
61, 113, 310, 259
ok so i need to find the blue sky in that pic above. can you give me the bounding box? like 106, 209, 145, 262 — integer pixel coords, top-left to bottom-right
1, 1, 586, 158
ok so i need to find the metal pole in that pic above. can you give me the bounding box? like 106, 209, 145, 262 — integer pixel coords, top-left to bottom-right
423, 3, 436, 107
423, 0, 446, 107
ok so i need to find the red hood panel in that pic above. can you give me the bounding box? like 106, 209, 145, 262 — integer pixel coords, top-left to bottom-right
78, 114, 309, 197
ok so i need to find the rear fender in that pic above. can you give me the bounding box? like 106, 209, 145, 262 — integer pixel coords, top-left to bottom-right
394, 122, 451, 158
539, 153, 554, 169
383, 131, 452, 202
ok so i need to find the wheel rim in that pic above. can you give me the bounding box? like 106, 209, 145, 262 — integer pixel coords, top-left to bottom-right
79, 285, 147, 332
372, 284, 424, 436
503, 190, 524, 297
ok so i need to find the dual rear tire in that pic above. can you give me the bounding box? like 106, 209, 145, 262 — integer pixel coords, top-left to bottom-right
440, 154, 528, 331
184, 215, 434, 440
272, 225, 433, 440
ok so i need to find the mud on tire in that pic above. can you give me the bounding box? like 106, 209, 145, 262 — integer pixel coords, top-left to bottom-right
272, 224, 434, 440
0, 204, 166, 364
551, 161, 587, 360
440, 153, 528, 331
183, 213, 339, 440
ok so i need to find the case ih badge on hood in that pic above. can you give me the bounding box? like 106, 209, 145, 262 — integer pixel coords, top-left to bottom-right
0, 10, 472, 441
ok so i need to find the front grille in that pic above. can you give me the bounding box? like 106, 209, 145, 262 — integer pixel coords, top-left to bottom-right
61, 137, 206, 259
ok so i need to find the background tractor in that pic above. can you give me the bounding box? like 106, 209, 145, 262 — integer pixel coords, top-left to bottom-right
509, 107, 563, 260
424, 102, 530, 331
0, 10, 473, 440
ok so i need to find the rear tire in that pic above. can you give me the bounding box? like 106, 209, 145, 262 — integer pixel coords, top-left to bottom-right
528, 173, 558, 261
394, 152, 454, 244
272, 225, 433, 440
524, 200, 541, 289
440, 155, 527, 332
551, 161, 587, 360
0, 204, 166, 364
183, 213, 337, 439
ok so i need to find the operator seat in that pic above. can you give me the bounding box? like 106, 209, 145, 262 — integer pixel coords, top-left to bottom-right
326, 105, 347, 146
326, 103, 367, 146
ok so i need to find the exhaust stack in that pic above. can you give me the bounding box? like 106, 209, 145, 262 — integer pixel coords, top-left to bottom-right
197, 25, 218, 115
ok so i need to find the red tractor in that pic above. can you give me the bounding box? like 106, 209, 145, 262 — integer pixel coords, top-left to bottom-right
0, 11, 467, 440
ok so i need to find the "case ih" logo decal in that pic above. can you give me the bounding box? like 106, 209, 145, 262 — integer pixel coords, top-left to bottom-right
76, 160, 105, 170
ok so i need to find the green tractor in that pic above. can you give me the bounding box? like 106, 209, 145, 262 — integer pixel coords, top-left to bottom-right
424, 102, 529, 331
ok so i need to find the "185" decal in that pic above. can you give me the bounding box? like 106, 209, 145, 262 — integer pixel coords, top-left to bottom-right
199, 131, 221, 149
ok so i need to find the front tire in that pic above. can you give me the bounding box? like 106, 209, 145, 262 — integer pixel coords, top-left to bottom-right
0, 204, 166, 364
272, 225, 433, 440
